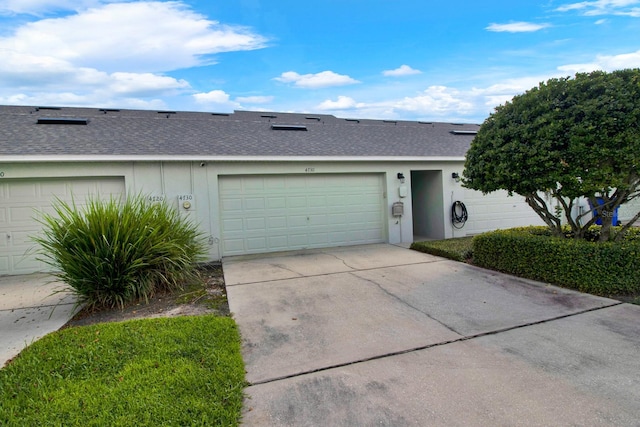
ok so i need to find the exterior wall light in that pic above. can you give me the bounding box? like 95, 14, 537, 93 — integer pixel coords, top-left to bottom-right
452, 172, 461, 182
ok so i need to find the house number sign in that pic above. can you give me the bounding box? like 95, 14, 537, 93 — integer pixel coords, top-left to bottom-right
147, 194, 165, 203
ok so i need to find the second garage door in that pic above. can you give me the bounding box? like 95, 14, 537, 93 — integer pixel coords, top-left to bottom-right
219, 174, 385, 256
0, 177, 126, 275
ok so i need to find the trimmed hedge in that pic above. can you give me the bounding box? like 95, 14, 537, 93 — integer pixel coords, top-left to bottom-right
472, 227, 640, 296
506, 225, 640, 242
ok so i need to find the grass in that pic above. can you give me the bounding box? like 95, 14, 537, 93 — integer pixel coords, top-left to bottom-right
0, 315, 246, 426
410, 236, 474, 262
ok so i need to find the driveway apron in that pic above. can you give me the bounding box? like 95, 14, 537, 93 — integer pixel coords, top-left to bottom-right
224, 244, 640, 426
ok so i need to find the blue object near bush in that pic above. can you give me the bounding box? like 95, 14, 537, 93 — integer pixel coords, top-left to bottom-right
589, 197, 619, 225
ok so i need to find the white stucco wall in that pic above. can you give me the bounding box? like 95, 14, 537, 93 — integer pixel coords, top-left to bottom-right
1, 159, 542, 267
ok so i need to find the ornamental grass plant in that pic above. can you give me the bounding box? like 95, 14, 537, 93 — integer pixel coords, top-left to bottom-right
34, 195, 207, 309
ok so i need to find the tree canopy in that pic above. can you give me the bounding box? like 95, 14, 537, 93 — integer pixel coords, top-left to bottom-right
463, 69, 640, 241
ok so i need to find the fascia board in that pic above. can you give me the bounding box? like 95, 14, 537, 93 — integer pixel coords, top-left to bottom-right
1, 155, 466, 163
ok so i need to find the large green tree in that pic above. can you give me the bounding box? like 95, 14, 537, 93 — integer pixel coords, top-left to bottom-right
463, 69, 640, 241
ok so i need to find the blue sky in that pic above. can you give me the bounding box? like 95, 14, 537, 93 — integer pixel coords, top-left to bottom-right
0, 0, 639, 123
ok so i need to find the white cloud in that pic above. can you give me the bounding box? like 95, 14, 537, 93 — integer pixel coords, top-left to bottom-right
0, 2, 267, 73
193, 89, 231, 104
486, 22, 550, 32
391, 86, 475, 115
236, 95, 274, 104
109, 72, 189, 96
382, 65, 422, 77
0, 90, 168, 109
555, 0, 640, 16
274, 71, 360, 89
192, 89, 241, 110
316, 87, 478, 121
0, 1, 267, 108
558, 49, 640, 72
0, 49, 190, 96
317, 96, 359, 110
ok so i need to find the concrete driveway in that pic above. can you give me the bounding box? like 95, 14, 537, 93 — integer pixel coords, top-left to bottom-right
0, 274, 78, 367
224, 244, 640, 426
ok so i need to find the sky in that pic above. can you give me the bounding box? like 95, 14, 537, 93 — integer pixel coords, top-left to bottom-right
0, 1, 639, 123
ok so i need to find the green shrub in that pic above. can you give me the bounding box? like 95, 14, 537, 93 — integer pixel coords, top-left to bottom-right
34, 195, 207, 309
411, 237, 474, 262
472, 228, 640, 296
508, 225, 640, 242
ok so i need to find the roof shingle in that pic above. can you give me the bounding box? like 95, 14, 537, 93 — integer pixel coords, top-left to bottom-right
0, 105, 479, 158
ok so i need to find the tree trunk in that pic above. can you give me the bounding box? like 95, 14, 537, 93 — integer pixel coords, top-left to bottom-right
525, 193, 562, 236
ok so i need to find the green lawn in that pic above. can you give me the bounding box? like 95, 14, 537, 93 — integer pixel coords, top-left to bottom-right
411, 237, 474, 262
0, 315, 246, 426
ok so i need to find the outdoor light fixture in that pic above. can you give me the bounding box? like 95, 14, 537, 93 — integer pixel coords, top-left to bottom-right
397, 172, 405, 183
452, 172, 461, 182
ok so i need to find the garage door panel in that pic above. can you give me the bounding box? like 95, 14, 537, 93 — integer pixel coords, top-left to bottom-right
245, 217, 266, 230
220, 178, 242, 193
308, 196, 327, 207
219, 174, 385, 256
244, 198, 266, 210
224, 239, 244, 252
220, 197, 242, 212
246, 237, 267, 251
309, 215, 328, 226
288, 234, 309, 247
8, 182, 38, 198
287, 196, 307, 208
267, 197, 286, 209
285, 179, 307, 189
267, 217, 287, 228
327, 195, 346, 206
309, 233, 329, 245
265, 177, 286, 189
268, 235, 288, 247
40, 182, 70, 196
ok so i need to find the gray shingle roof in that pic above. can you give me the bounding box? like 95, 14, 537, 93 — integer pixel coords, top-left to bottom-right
0, 105, 479, 158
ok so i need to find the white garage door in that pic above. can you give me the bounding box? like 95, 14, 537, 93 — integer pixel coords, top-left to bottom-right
463, 188, 545, 235
0, 177, 125, 275
219, 174, 385, 256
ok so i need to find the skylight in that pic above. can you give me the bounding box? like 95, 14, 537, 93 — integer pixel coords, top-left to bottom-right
36, 118, 89, 125
271, 124, 307, 131
450, 130, 478, 135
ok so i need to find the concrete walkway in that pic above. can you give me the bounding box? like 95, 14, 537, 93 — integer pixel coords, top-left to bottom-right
0, 274, 78, 367
224, 244, 640, 426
